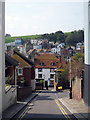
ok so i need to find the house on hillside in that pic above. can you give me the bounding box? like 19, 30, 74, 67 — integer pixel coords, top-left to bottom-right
12, 50, 35, 100
34, 53, 60, 87
15, 38, 23, 47
51, 47, 61, 54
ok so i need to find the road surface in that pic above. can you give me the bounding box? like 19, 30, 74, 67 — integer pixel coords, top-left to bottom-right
13, 89, 77, 120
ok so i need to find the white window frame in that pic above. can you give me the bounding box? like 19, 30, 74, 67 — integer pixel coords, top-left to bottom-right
50, 68, 55, 72
38, 74, 42, 79
18, 68, 23, 76
38, 68, 42, 72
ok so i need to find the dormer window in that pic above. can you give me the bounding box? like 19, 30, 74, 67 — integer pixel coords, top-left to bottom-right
51, 62, 55, 66
40, 62, 44, 66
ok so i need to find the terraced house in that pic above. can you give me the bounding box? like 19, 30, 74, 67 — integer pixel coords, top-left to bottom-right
34, 53, 60, 87
12, 50, 35, 100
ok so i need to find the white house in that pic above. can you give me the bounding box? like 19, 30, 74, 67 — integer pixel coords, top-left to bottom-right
57, 43, 65, 48
31, 39, 38, 45
51, 47, 61, 54
34, 53, 60, 87
17, 45, 26, 54
76, 42, 83, 50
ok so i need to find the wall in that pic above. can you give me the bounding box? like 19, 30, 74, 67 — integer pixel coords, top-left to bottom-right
17, 86, 32, 100
35, 68, 55, 86
84, 1, 90, 106
0, 1, 5, 119
31, 80, 36, 91
72, 77, 82, 101
2, 86, 17, 111
17, 67, 31, 86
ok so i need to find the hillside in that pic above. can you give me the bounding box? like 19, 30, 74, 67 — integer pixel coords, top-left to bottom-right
5, 35, 41, 43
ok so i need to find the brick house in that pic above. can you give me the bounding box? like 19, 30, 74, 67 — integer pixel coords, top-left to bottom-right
34, 53, 60, 87
12, 50, 35, 100
5, 53, 19, 85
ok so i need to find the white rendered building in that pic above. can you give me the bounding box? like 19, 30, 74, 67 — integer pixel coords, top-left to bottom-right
35, 53, 60, 87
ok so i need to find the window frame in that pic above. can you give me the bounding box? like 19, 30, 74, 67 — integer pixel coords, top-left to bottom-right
18, 68, 23, 76
38, 74, 42, 79
50, 74, 54, 79
50, 68, 55, 72
38, 68, 42, 72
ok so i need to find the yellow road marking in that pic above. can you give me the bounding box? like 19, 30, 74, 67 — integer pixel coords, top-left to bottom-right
16, 107, 29, 120
17, 92, 42, 120
55, 99, 71, 120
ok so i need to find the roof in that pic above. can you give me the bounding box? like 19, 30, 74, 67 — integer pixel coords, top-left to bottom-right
12, 54, 31, 67
35, 53, 60, 68
5, 54, 18, 66
14, 50, 35, 66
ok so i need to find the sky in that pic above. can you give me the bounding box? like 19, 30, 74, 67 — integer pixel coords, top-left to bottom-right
5, 0, 84, 36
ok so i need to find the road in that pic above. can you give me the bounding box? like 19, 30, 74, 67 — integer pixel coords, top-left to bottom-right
13, 89, 77, 120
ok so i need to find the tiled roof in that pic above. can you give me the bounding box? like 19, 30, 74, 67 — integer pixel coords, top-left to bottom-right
14, 50, 35, 66
5, 54, 19, 66
35, 53, 60, 68
12, 55, 31, 67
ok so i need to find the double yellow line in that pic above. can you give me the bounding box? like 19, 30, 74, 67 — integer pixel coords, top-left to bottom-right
16, 92, 42, 120
16, 106, 30, 120
55, 99, 71, 120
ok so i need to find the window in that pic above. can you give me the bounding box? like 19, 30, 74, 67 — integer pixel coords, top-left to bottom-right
18, 68, 23, 76
50, 62, 55, 66
40, 62, 44, 66
50, 74, 54, 79
38, 74, 42, 78
50, 80, 54, 85
38, 68, 42, 72
50, 68, 55, 72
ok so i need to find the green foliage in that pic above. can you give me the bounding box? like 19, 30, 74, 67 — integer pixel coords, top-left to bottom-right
73, 53, 82, 61
5, 35, 41, 43
65, 30, 84, 46
39, 80, 44, 83
5, 30, 84, 46
5, 76, 12, 84
57, 65, 69, 84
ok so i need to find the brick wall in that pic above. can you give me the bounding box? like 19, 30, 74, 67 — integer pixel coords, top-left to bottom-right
17, 86, 32, 101
17, 67, 31, 86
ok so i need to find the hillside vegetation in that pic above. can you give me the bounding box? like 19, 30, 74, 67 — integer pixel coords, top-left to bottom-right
5, 35, 41, 43
5, 30, 84, 46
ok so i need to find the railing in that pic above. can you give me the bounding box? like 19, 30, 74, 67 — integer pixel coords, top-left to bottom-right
5, 85, 17, 94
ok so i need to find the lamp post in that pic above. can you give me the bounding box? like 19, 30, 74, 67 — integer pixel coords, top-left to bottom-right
68, 46, 73, 99
69, 57, 72, 99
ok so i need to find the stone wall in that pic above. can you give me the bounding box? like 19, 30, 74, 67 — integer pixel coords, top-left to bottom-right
72, 77, 82, 101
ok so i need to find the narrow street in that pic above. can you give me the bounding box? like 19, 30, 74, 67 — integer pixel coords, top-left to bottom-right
13, 88, 77, 120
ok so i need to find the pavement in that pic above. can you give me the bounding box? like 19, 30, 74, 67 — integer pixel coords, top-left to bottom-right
2, 90, 41, 119
2, 89, 89, 120
59, 97, 88, 120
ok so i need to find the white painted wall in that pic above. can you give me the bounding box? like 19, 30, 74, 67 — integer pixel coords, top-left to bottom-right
0, 1, 5, 119
84, 1, 90, 65
31, 39, 38, 44
35, 68, 55, 86
2, 87, 17, 111
31, 79, 36, 91
51, 47, 61, 54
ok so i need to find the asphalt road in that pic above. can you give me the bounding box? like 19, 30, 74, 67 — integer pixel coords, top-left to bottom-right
14, 88, 77, 120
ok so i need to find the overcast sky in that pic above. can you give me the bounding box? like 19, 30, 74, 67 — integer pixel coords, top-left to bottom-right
5, 0, 84, 36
